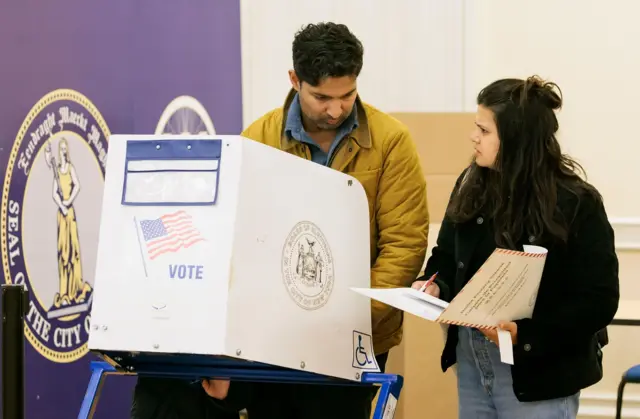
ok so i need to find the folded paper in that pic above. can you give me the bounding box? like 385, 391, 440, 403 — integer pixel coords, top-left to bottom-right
352, 245, 548, 364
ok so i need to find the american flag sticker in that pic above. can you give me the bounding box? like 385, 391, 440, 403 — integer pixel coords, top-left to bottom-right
136, 210, 205, 261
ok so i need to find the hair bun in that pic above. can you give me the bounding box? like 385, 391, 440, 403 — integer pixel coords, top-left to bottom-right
523, 75, 563, 110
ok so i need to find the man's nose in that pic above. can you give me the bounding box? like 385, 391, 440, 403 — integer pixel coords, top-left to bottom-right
327, 101, 342, 119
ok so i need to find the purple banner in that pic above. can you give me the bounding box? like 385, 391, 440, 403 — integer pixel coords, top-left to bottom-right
0, 1, 242, 418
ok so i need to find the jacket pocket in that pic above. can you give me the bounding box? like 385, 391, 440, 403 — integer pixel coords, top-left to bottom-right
346, 168, 380, 221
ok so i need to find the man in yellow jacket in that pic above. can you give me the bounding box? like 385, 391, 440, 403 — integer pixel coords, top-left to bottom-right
200, 22, 430, 419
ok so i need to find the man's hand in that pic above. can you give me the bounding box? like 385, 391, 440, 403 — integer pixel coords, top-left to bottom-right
202, 379, 230, 400
479, 322, 518, 346
411, 280, 440, 298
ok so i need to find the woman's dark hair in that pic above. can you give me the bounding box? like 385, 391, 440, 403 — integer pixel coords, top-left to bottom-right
292, 22, 364, 86
447, 75, 601, 248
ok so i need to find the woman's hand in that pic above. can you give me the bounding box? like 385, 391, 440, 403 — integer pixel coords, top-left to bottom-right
411, 280, 440, 298
479, 322, 518, 346
202, 379, 230, 400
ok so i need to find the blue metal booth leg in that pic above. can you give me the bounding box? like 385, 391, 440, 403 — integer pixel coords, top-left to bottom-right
78, 359, 403, 419
77, 361, 116, 419
365, 372, 404, 419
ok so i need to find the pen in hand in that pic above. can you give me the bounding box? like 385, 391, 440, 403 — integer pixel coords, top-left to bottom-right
418, 271, 438, 293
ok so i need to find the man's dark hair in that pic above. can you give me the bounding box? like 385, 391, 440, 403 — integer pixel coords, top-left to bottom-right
292, 22, 364, 87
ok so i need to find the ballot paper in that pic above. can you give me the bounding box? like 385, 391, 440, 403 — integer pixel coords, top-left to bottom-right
351, 287, 449, 320
352, 245, 548, 364
497, 329, 514, 365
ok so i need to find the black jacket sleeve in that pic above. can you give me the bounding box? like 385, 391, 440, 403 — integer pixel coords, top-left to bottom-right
514, 192, 620, 360
418, 168, 469, 302
423, 216, 456, 302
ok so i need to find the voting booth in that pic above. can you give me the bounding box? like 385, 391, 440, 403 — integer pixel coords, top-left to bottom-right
79, 135, 403, 419
88, 134, 380, 378
82, 135, 403, 417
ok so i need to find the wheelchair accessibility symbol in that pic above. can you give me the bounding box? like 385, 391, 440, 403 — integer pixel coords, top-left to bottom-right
355, 335, 372, 366
352, 330, 379, 371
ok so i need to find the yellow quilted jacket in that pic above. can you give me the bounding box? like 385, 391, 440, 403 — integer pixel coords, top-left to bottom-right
241, 90, 429, 355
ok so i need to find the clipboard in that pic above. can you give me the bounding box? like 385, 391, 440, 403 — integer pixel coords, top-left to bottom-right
121, 139, 222, 206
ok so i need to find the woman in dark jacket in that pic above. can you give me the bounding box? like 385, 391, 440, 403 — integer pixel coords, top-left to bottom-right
412, 76, 619, 418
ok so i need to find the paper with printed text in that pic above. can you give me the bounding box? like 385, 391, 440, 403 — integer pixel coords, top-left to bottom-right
351, 245, 548, 364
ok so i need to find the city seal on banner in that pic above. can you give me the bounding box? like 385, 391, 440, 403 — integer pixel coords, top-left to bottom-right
281, 221, 334, 311
1, 89, 110, 363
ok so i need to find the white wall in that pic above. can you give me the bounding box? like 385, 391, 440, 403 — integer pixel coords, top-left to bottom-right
240, 0, 640, 417
240, 0, 467, 125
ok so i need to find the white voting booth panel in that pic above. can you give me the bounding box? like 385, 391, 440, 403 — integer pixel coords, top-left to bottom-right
88, 135, 379, 381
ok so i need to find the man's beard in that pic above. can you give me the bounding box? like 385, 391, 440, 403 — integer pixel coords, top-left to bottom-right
315, 115, 346, 130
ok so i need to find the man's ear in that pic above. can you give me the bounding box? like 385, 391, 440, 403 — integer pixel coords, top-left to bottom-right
289, 70, 301, 91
